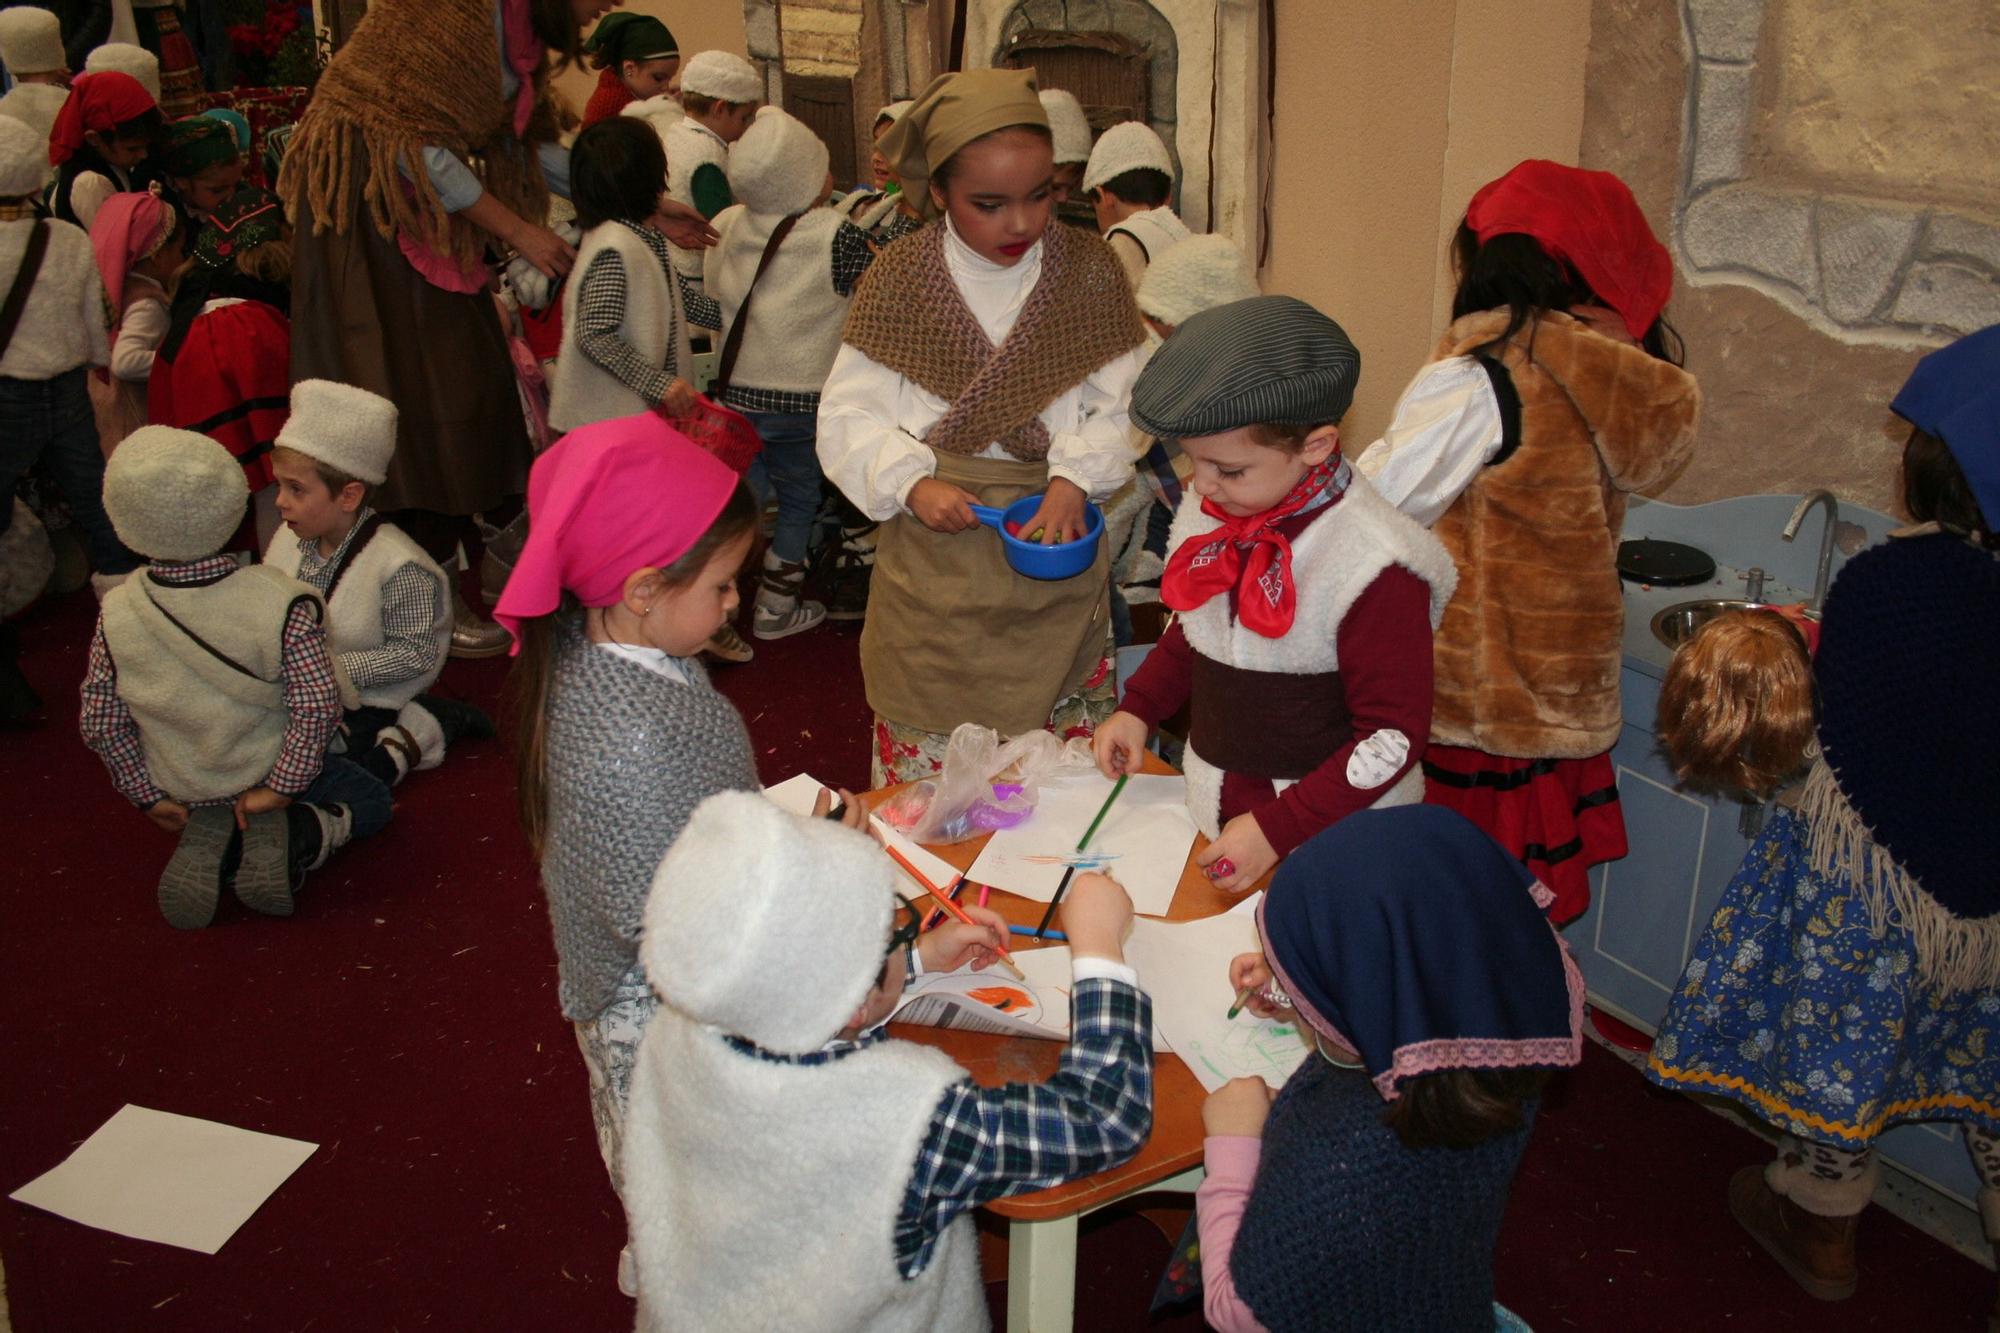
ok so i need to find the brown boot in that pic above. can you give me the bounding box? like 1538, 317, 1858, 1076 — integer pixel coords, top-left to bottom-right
1728, 1164, 1859, 1300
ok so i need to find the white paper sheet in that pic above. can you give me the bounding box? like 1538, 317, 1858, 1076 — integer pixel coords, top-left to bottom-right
762, 773, 963, 898
1127, 902, 1309, 1092
10, 1105, 316, 1254
965, 774, 1196, 916
890, 950, 1174, 1052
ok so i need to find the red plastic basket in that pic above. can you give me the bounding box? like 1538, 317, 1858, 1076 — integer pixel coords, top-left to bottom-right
667, 395, 764, 474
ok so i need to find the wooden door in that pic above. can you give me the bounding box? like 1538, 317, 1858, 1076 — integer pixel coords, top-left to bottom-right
783, 74, 859, 191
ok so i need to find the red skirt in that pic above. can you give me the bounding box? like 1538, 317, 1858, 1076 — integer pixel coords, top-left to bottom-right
1421, 745, 1625, 924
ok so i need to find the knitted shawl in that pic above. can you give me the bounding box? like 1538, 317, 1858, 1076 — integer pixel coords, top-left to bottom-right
1794, 529, 2000, 993
278, 0, 556, 272
841, 220, 1143, 460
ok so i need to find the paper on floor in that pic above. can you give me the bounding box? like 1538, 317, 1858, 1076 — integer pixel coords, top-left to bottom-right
966, 773, 1196, 915
1127, 899, 1309, 1092
10, 1105, 316, 1254
762, 773, 963, 896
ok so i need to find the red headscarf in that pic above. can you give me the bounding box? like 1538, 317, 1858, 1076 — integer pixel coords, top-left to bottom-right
48, 71, 158, 167
1464, 159, 1672, 341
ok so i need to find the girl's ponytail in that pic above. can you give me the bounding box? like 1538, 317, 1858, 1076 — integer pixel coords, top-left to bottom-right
508, 598, 570, 861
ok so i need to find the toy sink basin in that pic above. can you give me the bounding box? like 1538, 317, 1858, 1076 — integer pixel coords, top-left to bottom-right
970, 495, 1105, 581
1650, 598, 1758, 649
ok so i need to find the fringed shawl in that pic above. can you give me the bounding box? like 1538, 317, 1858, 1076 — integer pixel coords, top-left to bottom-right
840, 220, 1143, 461
278, 0, 556, 273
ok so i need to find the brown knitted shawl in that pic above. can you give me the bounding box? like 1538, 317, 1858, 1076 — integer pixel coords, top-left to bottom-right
842, 221, 1145, 460
278, 0, 556, 271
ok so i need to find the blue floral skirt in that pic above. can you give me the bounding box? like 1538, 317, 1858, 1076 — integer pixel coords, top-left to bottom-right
1648, 806, 2000, 1148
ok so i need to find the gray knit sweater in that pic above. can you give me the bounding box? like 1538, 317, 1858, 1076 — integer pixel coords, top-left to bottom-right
541, 617, 760, 1020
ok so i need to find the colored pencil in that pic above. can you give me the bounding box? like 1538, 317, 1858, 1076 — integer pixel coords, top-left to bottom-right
977, 882, 990, 909
1009, 925, 1067, 940
920, 876, 964, 932
1226, 985, 1256, 1021
882, 844, 1026, 980
1035, 773, 1130, 938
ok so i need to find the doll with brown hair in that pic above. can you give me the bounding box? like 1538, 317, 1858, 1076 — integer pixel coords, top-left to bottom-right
1647, 325, 2000, 1314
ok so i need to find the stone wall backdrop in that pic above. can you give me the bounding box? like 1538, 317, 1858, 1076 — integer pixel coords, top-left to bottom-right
1584, 0, 2000, 514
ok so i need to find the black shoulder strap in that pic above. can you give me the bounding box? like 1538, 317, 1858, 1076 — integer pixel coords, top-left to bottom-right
0, 220, 52, 361
1471, 352, 1523, 469
320, 515, 385, 604
712, 212, 802, 397
140, 579, 274, 683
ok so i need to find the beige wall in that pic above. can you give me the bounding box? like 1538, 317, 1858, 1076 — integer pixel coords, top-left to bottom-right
1261, 0, 1591, 449
551, 1, 748, 120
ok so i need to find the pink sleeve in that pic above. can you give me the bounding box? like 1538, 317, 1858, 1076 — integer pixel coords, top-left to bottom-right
1196, 1135, 1270, 1333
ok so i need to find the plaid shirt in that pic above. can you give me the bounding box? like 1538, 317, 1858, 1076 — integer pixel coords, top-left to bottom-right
290, 509, 445, 694
724, 970, 1153, 1278
80, 557, 342, 807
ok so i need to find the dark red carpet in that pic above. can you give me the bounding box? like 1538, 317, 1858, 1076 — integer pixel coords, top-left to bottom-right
1, 584, 1990, 1330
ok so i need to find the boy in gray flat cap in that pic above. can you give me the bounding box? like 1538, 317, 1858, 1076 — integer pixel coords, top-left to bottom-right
1091, 295, 1460, 893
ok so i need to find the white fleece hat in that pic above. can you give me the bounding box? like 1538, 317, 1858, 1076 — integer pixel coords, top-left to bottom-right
1038, 88, 1091, 166
105, 427, 249, 562
1138, 234, 1260, 328
621, 92, 682, 134
275, 380, 399, 486
727, 106, 828, 217
85, 43, 161, 102
641, 791, 899, 1055
0, 112, 51, 197
1083, 120, 1172, 194
0, 6, 65, 75
679, 50, 761, 105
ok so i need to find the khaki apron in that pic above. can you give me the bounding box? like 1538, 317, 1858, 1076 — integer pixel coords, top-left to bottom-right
862, 451, 1110, 737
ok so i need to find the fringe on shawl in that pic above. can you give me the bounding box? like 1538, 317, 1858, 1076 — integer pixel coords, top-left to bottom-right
1797, 759, 2000, 994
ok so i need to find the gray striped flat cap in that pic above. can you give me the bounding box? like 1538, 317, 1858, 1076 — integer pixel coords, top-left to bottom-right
1131, 295, 1361, 438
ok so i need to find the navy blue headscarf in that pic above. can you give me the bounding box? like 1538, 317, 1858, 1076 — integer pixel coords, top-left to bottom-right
1257, 805, 1583, 1101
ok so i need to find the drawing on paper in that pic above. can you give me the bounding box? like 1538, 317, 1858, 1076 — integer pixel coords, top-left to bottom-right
1019, 852, 1122, 870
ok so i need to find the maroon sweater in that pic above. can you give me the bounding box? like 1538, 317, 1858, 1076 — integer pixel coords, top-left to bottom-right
1120, 503, 1434, 855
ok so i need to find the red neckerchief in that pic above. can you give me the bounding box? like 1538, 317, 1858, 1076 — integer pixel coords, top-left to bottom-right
1161, 459, 1343, 638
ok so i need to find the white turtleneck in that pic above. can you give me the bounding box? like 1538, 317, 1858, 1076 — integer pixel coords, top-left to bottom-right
815, 217, 1143, 521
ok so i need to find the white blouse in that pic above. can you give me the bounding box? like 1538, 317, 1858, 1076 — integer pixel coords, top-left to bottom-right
593, 640, 696, 685
816, 216, 1144, 521
110, 278, 170, 383
1353, 355, 1504, 529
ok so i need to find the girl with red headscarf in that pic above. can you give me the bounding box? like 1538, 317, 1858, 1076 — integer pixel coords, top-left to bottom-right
1354, 160, 1702, 924
48, 71, 163, 229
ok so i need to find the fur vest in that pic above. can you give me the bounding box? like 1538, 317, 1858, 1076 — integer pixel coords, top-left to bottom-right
664, 118, 728, 278
262, 520, 451, 710
705, 205, 848, 395
549, 221, 688, 431
1168, 473, 1458, 838
1428, 310, 1699, 758
623, 1013, 986, 1332
1106, 207, 1190, 265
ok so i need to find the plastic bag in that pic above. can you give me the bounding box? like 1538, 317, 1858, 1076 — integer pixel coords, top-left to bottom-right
877, 723, 1097, 844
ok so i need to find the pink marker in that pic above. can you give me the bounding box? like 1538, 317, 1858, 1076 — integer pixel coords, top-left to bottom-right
1206, 857, 1236, 881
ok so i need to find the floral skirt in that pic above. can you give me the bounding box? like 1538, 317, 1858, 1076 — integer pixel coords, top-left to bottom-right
1648, 806, 2000, 1148
871, 649, 1116, 788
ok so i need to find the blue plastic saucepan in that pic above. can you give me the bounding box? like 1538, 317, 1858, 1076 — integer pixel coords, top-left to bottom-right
969, 494, 1105, 581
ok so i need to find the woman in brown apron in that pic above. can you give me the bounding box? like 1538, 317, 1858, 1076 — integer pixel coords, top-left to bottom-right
817, 69, 1148, 785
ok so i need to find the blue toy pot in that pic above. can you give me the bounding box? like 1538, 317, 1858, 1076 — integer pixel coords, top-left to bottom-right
969, 495, 1105, 581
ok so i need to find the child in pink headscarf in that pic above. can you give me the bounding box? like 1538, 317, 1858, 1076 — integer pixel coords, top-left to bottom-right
493, 411, 869, 1294
88, 188, 187, 454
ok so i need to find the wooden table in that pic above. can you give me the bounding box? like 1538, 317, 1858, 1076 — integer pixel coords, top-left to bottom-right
867, 755, 1262, 1332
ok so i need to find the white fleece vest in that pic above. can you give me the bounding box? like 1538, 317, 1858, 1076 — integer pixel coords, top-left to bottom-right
99, 565, 321, 803
1107, 207, 1191, 265
0, 83, 67, 147
665, 118, 729, 279
623, 1010, 988, 1333
704, 205, 848, 395
262, 521, 451, 709
549, 222, 690, 432
1167, 473, 1460, 837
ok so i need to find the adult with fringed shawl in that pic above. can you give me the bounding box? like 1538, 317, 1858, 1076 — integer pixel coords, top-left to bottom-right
817, 68, 1147, 786
1647, 325, 2000, 1308
280, 0, 636, 657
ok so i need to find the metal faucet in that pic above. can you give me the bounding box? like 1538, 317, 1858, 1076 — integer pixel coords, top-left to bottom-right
1782, 490, 1839, 615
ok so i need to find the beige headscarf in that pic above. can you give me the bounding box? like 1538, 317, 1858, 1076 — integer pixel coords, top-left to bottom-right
878, 68, 1049, 220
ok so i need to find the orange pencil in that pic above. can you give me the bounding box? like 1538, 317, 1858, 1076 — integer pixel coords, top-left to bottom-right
883, 845, 1026, 981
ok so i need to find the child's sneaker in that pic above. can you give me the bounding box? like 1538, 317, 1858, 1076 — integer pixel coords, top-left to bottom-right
230, 808, 296, 916
753, 553, 826, 640
818, 523, 876, 622
703, 621, 755, 664
157, 806, 235, 929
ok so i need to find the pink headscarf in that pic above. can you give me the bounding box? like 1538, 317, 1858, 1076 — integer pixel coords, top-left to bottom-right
89, 190, 177, 323
493, 413, 740, 653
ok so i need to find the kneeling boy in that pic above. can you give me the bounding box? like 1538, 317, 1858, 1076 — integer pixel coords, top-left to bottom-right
623, 792, 1154, 1330
264, 379, 488, 785
82, 427, 392, 927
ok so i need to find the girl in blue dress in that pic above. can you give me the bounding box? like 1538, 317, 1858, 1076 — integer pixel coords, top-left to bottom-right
1648, 325, 2000, 1307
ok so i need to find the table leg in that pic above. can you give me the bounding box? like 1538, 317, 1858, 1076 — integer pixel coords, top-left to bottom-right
1006, 1212, 1079, 1332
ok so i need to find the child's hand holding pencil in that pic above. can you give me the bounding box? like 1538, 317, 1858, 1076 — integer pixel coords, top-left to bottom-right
1226, 951, 1287, 1020
919, 904, 1011, 974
